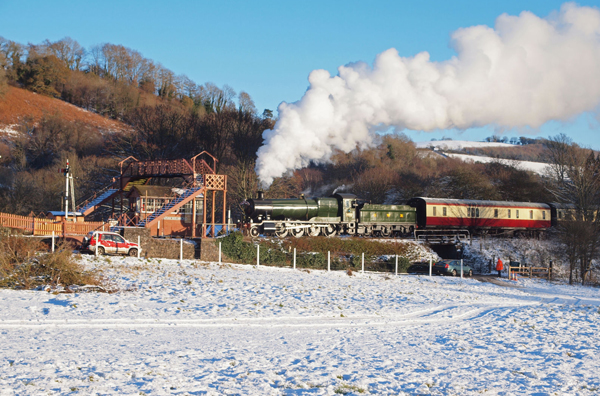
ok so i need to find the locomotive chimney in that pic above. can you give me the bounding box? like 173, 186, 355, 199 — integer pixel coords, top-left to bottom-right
257, 191, 264, 200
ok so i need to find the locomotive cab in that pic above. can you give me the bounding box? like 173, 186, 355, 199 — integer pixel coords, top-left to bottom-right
333, 193, 357, 222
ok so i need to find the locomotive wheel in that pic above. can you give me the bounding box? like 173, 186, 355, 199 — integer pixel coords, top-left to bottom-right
275, 224, 288, 238
291, 226, 304, 237
308, 225, 320, 237
381, 227, 391, 237
250, 226, 260, 237
322, 225, 336, 237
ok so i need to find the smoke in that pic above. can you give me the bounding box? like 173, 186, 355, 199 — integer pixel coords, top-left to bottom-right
255, 3, 600, 186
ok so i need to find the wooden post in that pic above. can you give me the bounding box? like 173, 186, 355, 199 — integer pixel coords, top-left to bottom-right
94, 231, 98, 257
257, 245, 260, 267
460, 259, 463, 279
219, 242, 222, 264
327, 251, 330, 272
395, 255, 398, 276
222, 182, 227, 236
137, 236, 140, 258
192, 197, 197, 238
211, 190, 216, 238
202, 189, 207, 238
429, 258, 432, 277
293, 248, 296, 270
51, 231, 55, 253
179, 238, 183, 260
361, 253, 364, 273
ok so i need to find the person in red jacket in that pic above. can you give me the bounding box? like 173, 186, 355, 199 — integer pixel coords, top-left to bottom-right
496, 258, 504, 278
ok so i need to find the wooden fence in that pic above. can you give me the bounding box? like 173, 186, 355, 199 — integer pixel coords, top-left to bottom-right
509, 265, 552, 280
0, 212, 109, 236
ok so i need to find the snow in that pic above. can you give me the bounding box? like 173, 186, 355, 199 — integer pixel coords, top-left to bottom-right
446, 153, 550, 176
0, 124, 20, 137
1, 255, 599, 395
416, 140, 514, 150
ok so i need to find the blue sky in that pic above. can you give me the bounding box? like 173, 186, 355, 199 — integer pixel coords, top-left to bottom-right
2, 0, 600, 148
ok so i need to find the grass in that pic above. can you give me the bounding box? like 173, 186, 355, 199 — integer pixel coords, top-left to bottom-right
334, 383, 366, 394
0, 236, 103, 290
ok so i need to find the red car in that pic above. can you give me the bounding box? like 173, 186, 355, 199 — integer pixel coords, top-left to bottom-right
82, 231, 141, 256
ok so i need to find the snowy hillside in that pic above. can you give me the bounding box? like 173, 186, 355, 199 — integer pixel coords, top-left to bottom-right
1, 255, 599, 395
446, 153, 550, 175
415, 140, 514, 150
415, 140, 550, 175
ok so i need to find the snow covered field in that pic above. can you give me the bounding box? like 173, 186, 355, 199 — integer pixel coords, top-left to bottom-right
1, 255, 599, 395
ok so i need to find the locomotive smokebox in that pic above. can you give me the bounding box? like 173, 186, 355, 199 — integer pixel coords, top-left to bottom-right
257, 191, 264, 200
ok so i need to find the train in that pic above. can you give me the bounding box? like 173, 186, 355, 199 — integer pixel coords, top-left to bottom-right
242, 192, 573, 238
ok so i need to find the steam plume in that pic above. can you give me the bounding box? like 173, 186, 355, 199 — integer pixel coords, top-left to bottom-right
256, 3, 600, 186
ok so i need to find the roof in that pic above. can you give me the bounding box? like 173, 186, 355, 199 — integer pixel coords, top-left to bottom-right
47, 211, 83, 216
332, 193, 357, 199
409, 197, 551, 209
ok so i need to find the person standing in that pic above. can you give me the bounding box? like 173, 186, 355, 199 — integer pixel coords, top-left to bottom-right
496, 258, 504, 278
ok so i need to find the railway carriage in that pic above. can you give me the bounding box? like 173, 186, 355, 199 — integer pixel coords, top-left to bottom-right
407, 197, 552, 234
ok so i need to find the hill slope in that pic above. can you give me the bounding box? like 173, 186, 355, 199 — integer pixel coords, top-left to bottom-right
0, 86, 131, 137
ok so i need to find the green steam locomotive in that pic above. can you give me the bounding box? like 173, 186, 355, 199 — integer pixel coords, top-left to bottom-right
242, 192, 416, 237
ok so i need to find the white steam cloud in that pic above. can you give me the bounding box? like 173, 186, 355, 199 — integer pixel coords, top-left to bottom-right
256, 3, 600, 186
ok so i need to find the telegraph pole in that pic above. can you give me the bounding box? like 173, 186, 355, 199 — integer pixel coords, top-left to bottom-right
62, 160, 71, 219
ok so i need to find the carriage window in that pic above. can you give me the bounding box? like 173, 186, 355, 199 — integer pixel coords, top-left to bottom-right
543, 211, 546, 220
516, 210, 520, 219
476, 208, 480, 218
508, 209, 511, 218
467, 207, 471, 217
433, 207, 437, 216
494, 209, 498, 218
559, 211, 562, 219
443, 207, 447, 216
530, 210, 533, 219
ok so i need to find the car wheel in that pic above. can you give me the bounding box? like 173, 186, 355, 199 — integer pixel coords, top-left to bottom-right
128, 248, 138, 257
97, 246, 105, 255
250, 226, 260, 237
451, 269, 457, 277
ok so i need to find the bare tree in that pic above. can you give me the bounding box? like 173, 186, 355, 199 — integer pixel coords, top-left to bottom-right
545, 135, 600, 284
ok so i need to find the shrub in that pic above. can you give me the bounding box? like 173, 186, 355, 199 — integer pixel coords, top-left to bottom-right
297, 252, 327, 269
387, 256, 411, 273
219, 232, 256, 263
0, 237, 102, 289
261, 248, 287, 266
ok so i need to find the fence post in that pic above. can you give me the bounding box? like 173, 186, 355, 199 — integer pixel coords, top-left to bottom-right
257, 245, 260, 267
395, 255, 398, 276
429, 258, 432, 277
180, 238, 183, 260
94, 231, 98, 257
137, 236, 141, 258
219, 242, 222, 263
361, 253, 364, 274
51, 231, 55, 253
460, 259, 463, 279
293, 248, 296, 270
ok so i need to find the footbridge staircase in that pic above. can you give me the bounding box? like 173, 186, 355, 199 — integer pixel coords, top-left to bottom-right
76, 152, 227, 238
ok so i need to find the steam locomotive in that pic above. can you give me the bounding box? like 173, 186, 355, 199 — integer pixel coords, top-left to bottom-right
242, 192, 571, 238
242, 192, 415, 237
